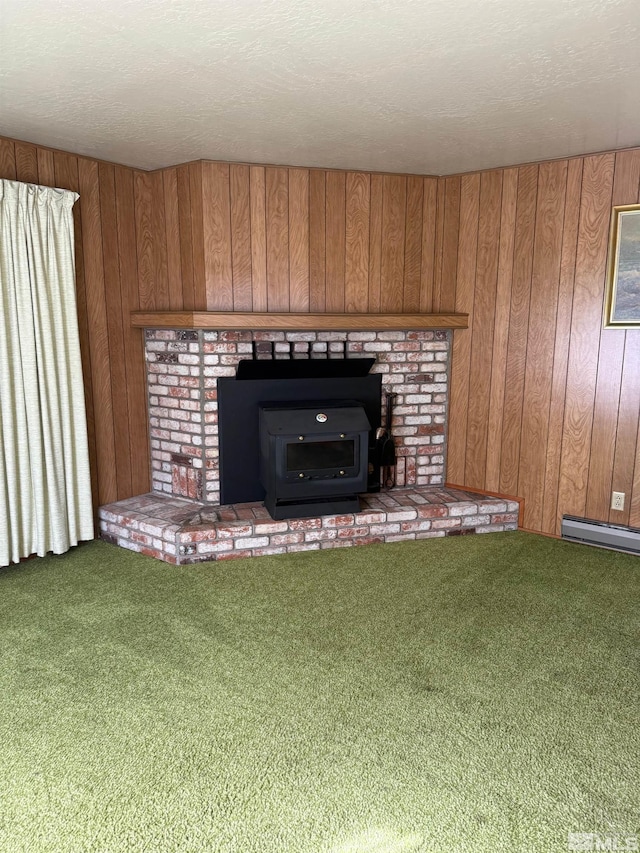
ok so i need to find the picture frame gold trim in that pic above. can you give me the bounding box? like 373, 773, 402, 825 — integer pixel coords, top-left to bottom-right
604, 204, 640, 329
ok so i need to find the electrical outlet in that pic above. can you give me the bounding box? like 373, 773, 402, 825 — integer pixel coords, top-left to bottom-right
611, 491, 625, 511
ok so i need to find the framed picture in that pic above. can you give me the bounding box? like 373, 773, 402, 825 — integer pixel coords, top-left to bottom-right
604, 204, 640, 328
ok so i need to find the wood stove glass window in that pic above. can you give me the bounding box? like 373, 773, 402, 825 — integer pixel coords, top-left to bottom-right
286, 439, 355, 472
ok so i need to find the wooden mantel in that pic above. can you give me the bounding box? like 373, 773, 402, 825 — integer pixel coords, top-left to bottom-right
130, 311, 469, 331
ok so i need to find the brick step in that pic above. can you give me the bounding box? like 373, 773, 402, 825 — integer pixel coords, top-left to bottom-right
99, 487, 519, 565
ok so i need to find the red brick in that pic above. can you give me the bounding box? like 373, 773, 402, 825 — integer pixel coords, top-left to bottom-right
253, 331, 285, 341
407, 373, 435, 383
491, 513, 519, 524
322, 514, 356, 528
337, 526, 370, 538
432, 518, 461, 529
304, 529, 338, 542
217, 509, 239, 521
370, 523, 401, 535
220, 331, 252, 342
289, 517, 322, 530
417, 504, 448, 519
180, 445, 202, 458
393, 341, 421, 351
354, 511, 386, 524
251, 546, 287, 557
216, 524, 252, 538
179, 529, 217, 542
385, 510, 417, 522
400, 520, 432, 532
253, 521, 290, 534
186, 468, 202, 500
270, 532, 304, 546
417, 424, 445, 436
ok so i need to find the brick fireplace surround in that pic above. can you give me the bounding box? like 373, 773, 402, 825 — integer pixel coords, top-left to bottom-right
99, 327, 519, 564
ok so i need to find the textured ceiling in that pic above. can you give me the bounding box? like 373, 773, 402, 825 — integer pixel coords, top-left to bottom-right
1, 0, 639, 175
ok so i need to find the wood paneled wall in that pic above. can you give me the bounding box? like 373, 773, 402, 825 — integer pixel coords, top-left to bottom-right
445, 150, 640, 535
2, 134, 639, 537
136, 162, 449, 314
0, 136, 150, 509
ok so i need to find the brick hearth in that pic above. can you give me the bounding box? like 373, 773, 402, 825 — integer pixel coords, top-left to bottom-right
99, 486, 520, 565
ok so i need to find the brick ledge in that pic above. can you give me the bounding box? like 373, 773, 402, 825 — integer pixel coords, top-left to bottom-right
99, 486, 519, 565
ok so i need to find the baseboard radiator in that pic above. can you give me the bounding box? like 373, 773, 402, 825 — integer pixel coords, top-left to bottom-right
561, 515, 640, 555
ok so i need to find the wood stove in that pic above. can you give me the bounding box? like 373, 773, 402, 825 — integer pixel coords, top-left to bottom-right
259, 401, 371, 519
217, 355, 382, 518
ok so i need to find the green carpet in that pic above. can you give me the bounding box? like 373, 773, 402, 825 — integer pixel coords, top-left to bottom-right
0, 533, 638, 853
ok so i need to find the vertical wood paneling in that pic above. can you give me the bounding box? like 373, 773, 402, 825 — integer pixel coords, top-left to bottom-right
446, 150, 636, 536
557, 154, 615, 520
114, 164, 149, 495
419, 177, 438, 312
325, 171, 346, 312
630, 416, 640, 527
133, 171, 155, 311
189, 162, 207, 309
36, 148, 55, 186
447, 173, 480, 485
437, 177, 461, 312
309, 170, 326, 312
288, 168, 310, 312
266, 167, 289, 311
0, 138, 17, 179
14, 142, 39, 183
588, 149, 640, 523
162, 168, 183, 310
612, 334, 640, 526
345, 172, 370, 313
368, 174, 383, 312
465, 170, 502, 487
230, 164, 253, 311
149, 171, 170, 310
518, 160, 567, 530
202, 162, 233, 311
176, 164, 195, 310
249, 166, 268, 312
99, 162, 132, 498
499, 165, 539, 495
485, 168, 518, 491
76, 157, 118, 506
380, 175, 406, 312
432, 178, 446, 312
403, 176, 423, 312
542, 158, 583, 534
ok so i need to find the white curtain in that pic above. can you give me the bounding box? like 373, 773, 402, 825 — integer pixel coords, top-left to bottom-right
0, 179, 93, 567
